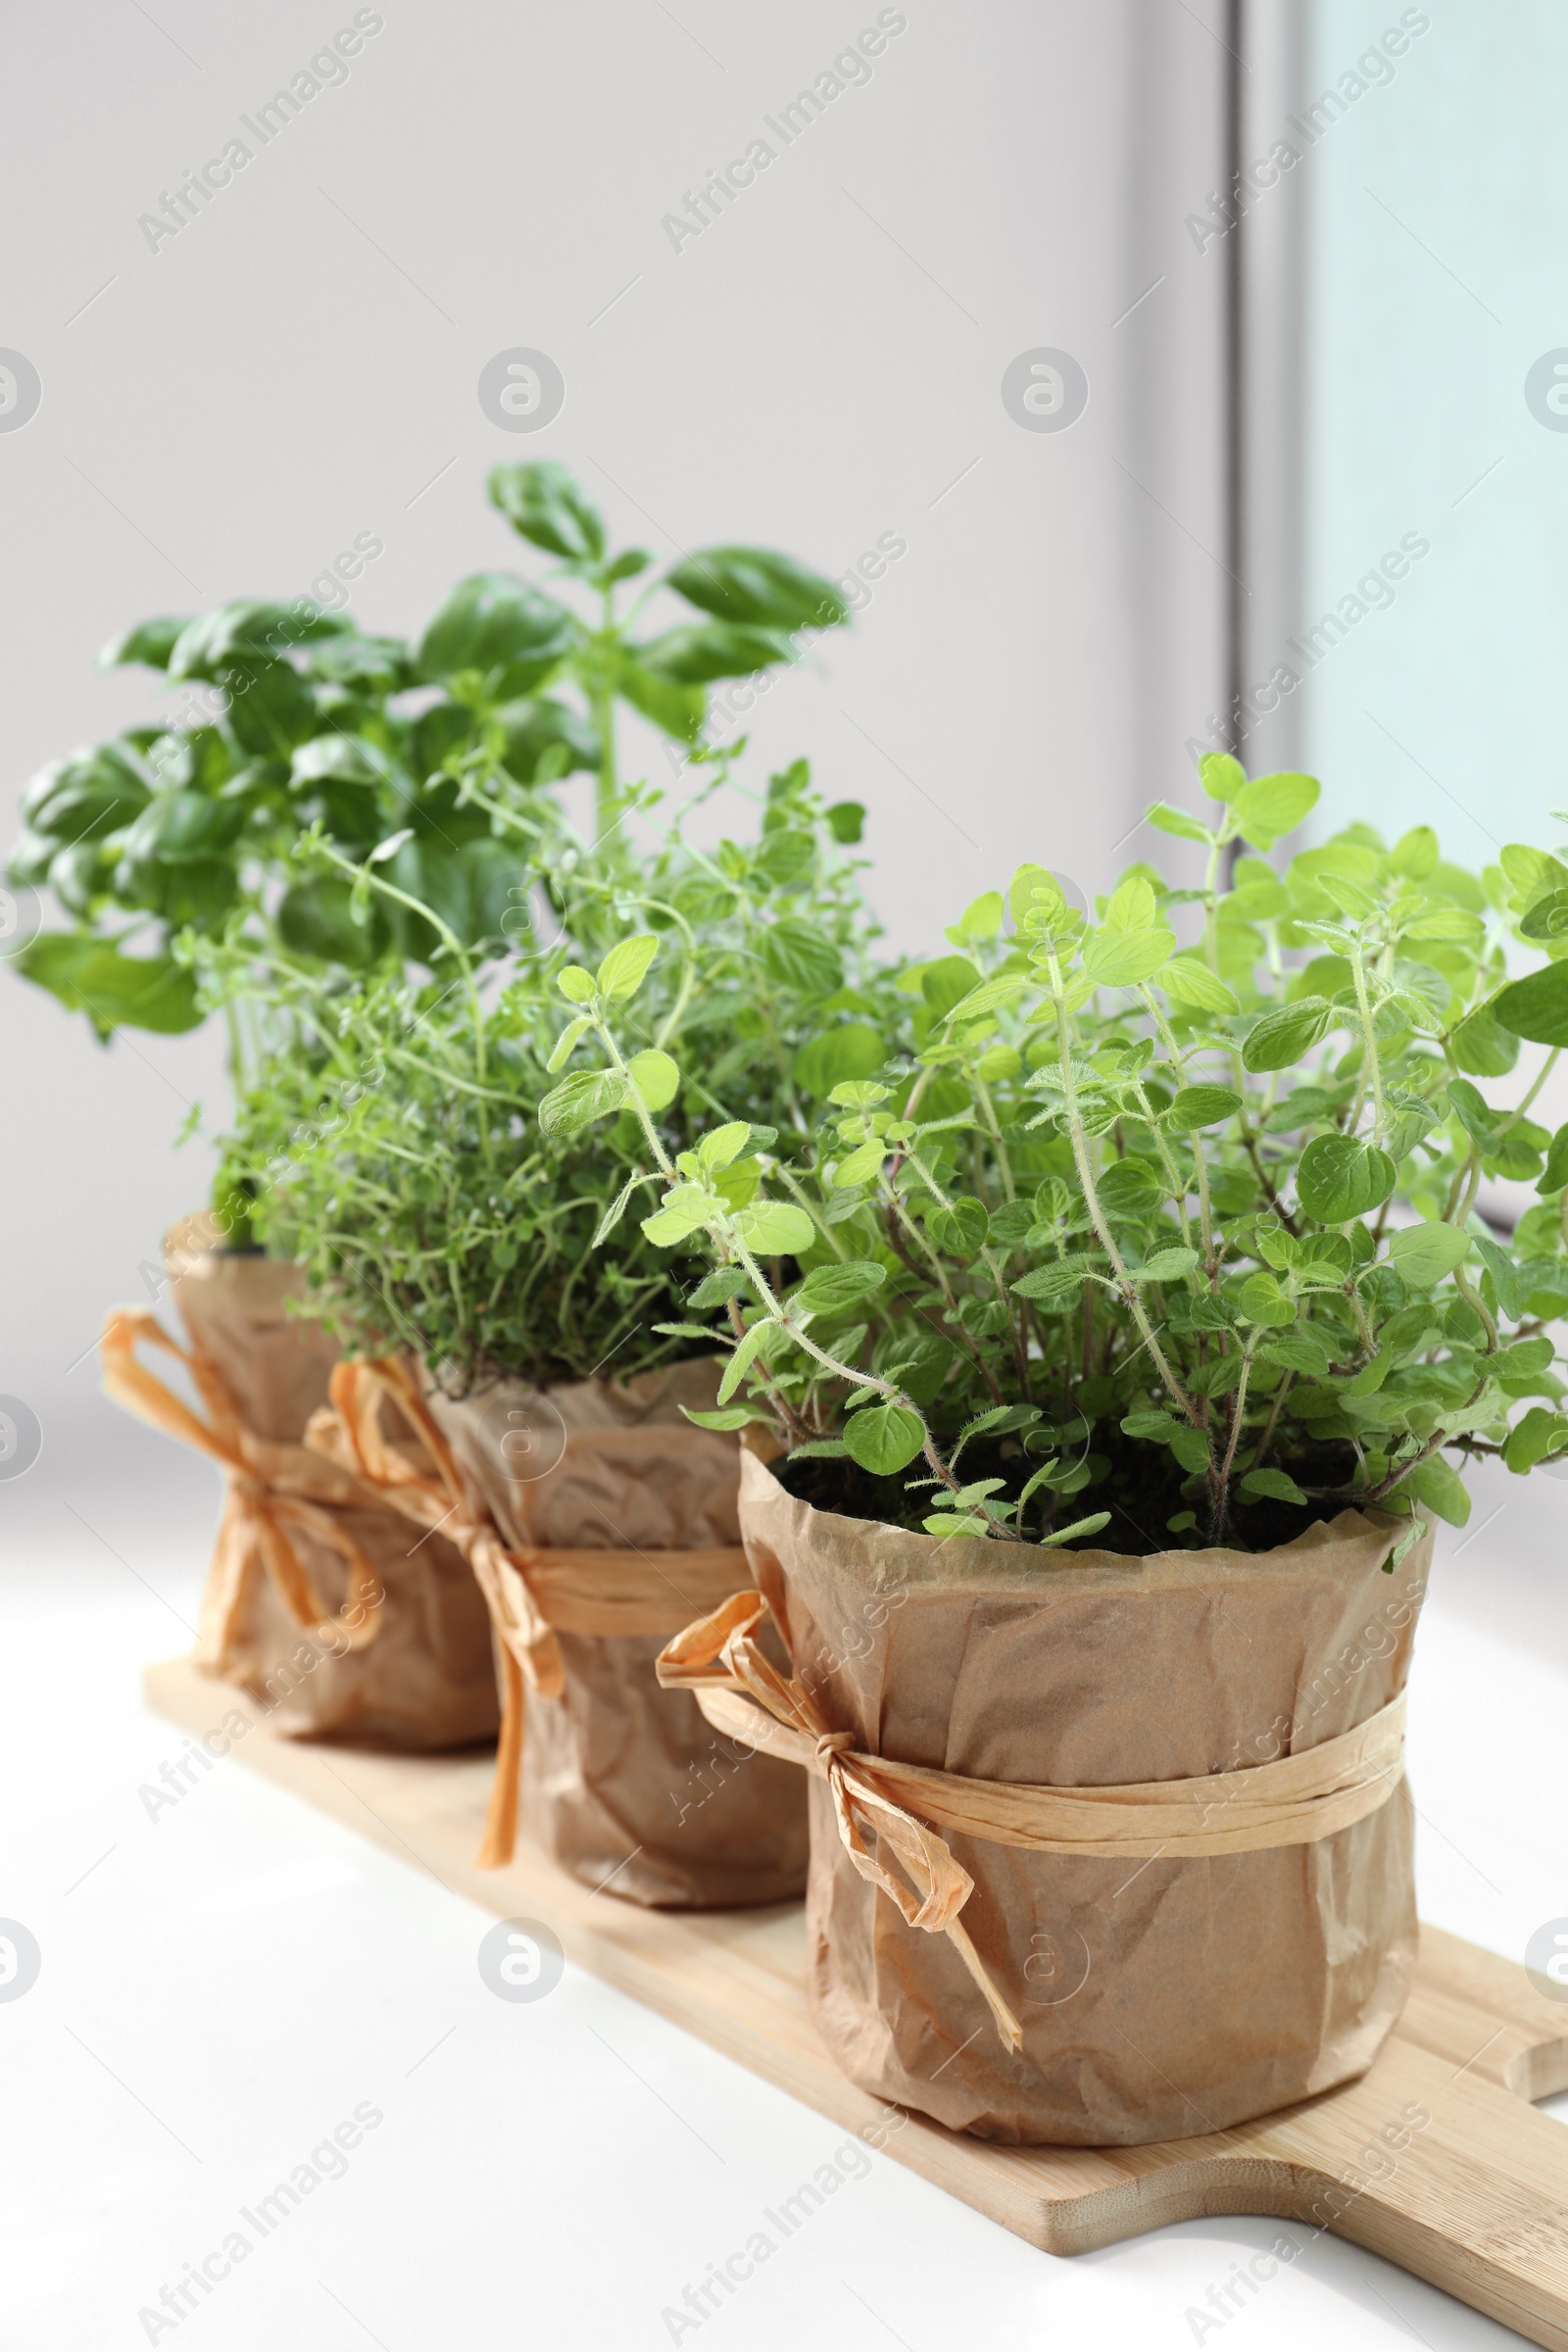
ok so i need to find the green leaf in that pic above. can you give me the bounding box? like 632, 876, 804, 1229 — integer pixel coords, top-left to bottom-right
1404, 1454, 1471, 1526
928, 1196, 989, 1250
734, 1200, 815, 1255
596, 933, 659, 1002
1159, 956, 1240, 1014
942, 972, 1030, 1024
1451, 1002, 1521, 1077
1446, 1077, 1494, 1145
688, 1266, 750, 1308
547, 1014, 592, 1073
1233, 771, 1320, 849
1238, 1271, 1296, 1326
1137, 1246, 1200, 1284
1097, 1158, 1166, 1217
642, 1182, 722, 1246
843, 1403, 927, 1476
1297, 1134, 1397, 1222
414, 573, 572, 685
1342, 1344, 1394, 1396
716, 1318, 773, 1403
275, 878, 389, 966
759, 918, 844, 1001
1239, 1467, 1308, 1505
1012, 1254, 1096, 1303
168, 600, 351, 677
100, 615, 189, 670
11, 934, 201, 1037
1242, 996, 1337, 1072
634, 620, 795, 684
538, 1067, 628, 1138
1392, 825, 1439, 879
290, 733, 389, 790
1387, 1221, 1471, 1289
1199, 751, 1248, 803
486, 461, 606, 562
682, 1406, 766, 1432
789, 1020, 888, 1101
1165, 1085, 1242, 1130
593, 1170, 650, 1245
833, 1140, 885, 1190
1402, 907, 1486, 941
826, 801, 865, 845
1474, 1233, 1528, 1323
795, 1261, 887, 1313
1169, 1424, 1213, 1477
1493, 961, 1568, 1048
1502, 1405, 1568, 1474
1037, 1511, 1113, 1549
1146, 801, 1213, 844
944, 890, 1004, 945
1081, 925, 1177, 987
1102, 875, 1158, 931
666, 545, 848, 630
917, 956, 984, 1017
786, 1438, 852, 1459
1538, 1124, 1568, 1197
615, 660, 707, 743
496, 696, 599, 785
1121, 1409, 1178, 1441
1519, 889, 1568, 943
697, 1121, 753, 1175
923, 1512, 992, 1539
629, 1048, 679, 1110
557, 965, 597, 1004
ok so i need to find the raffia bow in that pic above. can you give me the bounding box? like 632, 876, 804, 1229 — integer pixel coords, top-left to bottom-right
308, 1356, 564, 1869
99, 1309, 386, 1666
658, 1589, 1026, 2052
660, 1588, 1413, 2056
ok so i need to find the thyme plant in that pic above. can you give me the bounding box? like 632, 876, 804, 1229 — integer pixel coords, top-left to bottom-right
556, 759, 1568, 1557
221, 753, 896, 1393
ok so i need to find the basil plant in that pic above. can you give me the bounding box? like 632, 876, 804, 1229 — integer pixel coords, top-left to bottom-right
5, 463, 848, 1045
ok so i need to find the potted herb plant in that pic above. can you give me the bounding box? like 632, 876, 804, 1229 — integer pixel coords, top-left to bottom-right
560, 757, 1568, 2141
222, 743, 895, 1900
14, 462, 852, 1759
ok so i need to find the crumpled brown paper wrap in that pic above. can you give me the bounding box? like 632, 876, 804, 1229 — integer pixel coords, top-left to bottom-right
162, 1220, 499, 1750
432, 1362, 808, 1908
738, 1452, 1431, 2146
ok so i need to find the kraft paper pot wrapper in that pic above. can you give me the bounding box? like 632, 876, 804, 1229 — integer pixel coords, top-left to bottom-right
433, 1362, 808, 1908
738, 1451, 1430, 2146
166, 1227, 499, 1750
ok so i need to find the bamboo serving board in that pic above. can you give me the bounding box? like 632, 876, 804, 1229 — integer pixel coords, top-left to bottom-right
146, 1655, 1568, 2347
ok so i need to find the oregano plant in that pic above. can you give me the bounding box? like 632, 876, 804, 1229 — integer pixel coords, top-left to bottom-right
554, 756, 1568, 1562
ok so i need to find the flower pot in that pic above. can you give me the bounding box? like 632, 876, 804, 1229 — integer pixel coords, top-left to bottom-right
718, 1454, 1429, 2147
103, 1217, 500, 1751
433, 1363, 808, 1908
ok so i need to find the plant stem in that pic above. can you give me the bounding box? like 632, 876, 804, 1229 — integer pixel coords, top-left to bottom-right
1054, 974, 1202, 1427
1348, 938, 1386, 1145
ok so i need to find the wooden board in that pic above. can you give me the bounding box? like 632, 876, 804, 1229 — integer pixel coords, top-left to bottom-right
146, 1655, 1568, 2347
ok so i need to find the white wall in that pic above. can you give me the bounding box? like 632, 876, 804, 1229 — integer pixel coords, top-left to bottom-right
1, 0, 1234, 1462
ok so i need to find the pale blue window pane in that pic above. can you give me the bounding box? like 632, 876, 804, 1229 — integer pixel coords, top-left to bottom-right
1299, 1, 1568, 862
